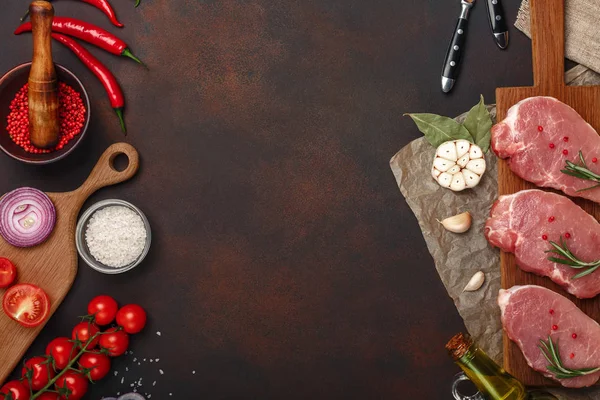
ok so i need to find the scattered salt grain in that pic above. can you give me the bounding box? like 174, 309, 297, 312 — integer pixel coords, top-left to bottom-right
155, 358, 160, 362
192, 371, 196, 374
159, 369, 164, 375
126, 367, 129, 372
152, 381, 156, 386
121, 377, 124, 384
114, 371, 118, 376
156, 331, 161, 336
85, 205, 147, 268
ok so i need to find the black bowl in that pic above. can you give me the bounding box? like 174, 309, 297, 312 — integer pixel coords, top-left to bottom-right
0, 62, 91, 165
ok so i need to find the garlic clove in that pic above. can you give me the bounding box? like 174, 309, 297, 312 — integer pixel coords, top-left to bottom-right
437, 141, 458, 161
462, 169, 481, 188
439, 211, 472, 233
455, 140, 471, 158
457, 154, 470, 168
433, 157, 456, 172
432, 167, 441, 179
449, 172, 466, 191
469, 145, 483, 160
447, 165, 461, 175
463, 271, 485, 292
466, 158, 486, 175
437, 172, 453, 188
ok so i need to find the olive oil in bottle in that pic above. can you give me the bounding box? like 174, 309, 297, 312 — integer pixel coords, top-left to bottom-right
446, 333, 528, 400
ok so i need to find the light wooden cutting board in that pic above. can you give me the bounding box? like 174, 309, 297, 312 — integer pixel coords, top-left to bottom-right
0, 142, 139, 384
496, 0, 600, 387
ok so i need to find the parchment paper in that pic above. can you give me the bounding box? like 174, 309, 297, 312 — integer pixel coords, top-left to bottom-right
389, 67, 600, 398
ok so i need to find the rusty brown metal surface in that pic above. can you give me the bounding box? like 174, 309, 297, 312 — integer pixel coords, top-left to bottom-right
0, 0, 533, 398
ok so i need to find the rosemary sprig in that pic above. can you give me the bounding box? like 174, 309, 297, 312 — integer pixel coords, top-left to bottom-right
546, 236, 600, 279
560, 150, 600, 192
538, 336, 600, 379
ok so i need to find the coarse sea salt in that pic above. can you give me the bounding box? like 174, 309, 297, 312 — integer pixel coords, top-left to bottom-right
85, 205, 147, 268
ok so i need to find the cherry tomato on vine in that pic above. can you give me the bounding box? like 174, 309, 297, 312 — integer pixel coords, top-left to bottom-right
87, 295, 118, 326
72, 322, 100, 348
46, 337, 76, 370
0, 380, 30, 400
116, 304, 146, 334
99, 327, 129, 357
55, 370, 88, 400
36, 393, 60, 400
0, 257, 16, 288
79, 351, 111, 381
2, 283, 50, 328
21, 356, 55, 391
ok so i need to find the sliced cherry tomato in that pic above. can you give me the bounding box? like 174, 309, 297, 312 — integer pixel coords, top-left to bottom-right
116, 304, 147, 334
21, 356, 55, 391
0, 257, 16, 288
37, 394, 60, 400
46, 337, 76, 370
99, 327, 129, 357
79, 351, 111, 381
55, 370, 88, 400
2, 283, 50, 328
0, 380, 30, 400
87, 295, 118, 326
72, 322, 100, 348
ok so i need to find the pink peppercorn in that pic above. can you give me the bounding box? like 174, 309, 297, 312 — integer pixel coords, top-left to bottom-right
538, 126, 544, 132
549, 143, 555, 149
563, 149, 569, 155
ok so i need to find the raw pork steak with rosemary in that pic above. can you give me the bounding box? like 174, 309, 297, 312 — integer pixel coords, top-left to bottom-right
485, 189, 600, 298
499, 285, 600, 388
492, 97, 600, 203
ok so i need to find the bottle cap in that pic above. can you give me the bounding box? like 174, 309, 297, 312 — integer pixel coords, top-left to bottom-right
446, 332, 474, 360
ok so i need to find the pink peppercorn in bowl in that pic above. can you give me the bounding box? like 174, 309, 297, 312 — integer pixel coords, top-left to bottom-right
0, 62, 91, 165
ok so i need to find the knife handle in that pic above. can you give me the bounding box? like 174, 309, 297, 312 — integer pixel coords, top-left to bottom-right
441, 18, 468, 90
486, 0, 507, 34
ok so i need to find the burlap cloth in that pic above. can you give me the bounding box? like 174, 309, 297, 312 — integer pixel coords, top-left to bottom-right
389, 10, 600, 394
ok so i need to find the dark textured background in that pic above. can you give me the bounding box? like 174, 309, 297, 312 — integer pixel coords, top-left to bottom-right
0, 0, 533, 398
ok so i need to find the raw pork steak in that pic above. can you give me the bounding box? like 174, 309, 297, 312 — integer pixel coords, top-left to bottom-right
492, 97, 600, 203
485, 189, 600, 298
499, 285, 600, 388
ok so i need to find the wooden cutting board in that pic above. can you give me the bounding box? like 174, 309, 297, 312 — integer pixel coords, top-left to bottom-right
0, 142, 139, 384
496, 0, 600, 386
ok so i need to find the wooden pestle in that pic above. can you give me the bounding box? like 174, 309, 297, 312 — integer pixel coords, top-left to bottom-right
28, 1, 59, 149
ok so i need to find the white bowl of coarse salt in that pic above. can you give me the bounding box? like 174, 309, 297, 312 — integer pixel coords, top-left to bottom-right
76, 199, 151, 274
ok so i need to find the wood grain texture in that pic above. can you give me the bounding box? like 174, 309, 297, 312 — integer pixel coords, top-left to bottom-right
496, 0, 600, 386
28, 1, 59, 149
0, 142, 138, 383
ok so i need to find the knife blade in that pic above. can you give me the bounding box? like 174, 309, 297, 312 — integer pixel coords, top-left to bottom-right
441, 0, 475, 93
485, 0, 509, 49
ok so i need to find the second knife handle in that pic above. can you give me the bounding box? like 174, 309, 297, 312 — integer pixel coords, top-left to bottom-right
486, 0, 508, 34
442, 18, 468, 80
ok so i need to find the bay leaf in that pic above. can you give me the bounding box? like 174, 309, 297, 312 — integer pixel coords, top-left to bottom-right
463, 95, 493, 153
405, 113, 473, 148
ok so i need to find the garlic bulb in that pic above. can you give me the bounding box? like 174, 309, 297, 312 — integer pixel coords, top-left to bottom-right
431, 140, 486, 191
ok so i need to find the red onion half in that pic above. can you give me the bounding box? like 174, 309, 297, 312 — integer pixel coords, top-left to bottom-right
0, 187, 56, 248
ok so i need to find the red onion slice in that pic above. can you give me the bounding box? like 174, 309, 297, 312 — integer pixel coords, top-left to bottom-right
0, 187, 56, 248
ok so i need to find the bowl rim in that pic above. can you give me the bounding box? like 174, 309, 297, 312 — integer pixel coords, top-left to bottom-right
75, 199, 152, 275
0, 62, 91, 165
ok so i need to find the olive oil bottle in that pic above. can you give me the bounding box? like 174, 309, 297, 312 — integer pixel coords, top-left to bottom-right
446, 333, 557, 400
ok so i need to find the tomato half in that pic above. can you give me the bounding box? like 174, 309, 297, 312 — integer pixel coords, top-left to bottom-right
0, 380, 30, 400
72, 322, 100, 348
99, 327, 129, 357
79, 351, 111, 381
55, 370, 88, 400
2, 284, 50, 328
87, 295, 118, 326
0, 257, 16, 288
116, 304, 147, 334
22, 356, 55, 391
46, 337, 76, 370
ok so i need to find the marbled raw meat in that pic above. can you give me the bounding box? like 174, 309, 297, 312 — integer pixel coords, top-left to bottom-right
492, 97, 600, 203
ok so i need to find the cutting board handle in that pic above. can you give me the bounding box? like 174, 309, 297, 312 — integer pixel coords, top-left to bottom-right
531, 0, 565, 88
75, 142, 139, 200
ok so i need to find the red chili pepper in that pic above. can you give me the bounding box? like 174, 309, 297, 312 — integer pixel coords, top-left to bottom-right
15, 17, 144, 66
21, 0, 123, 28
51, 34, 127, 133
